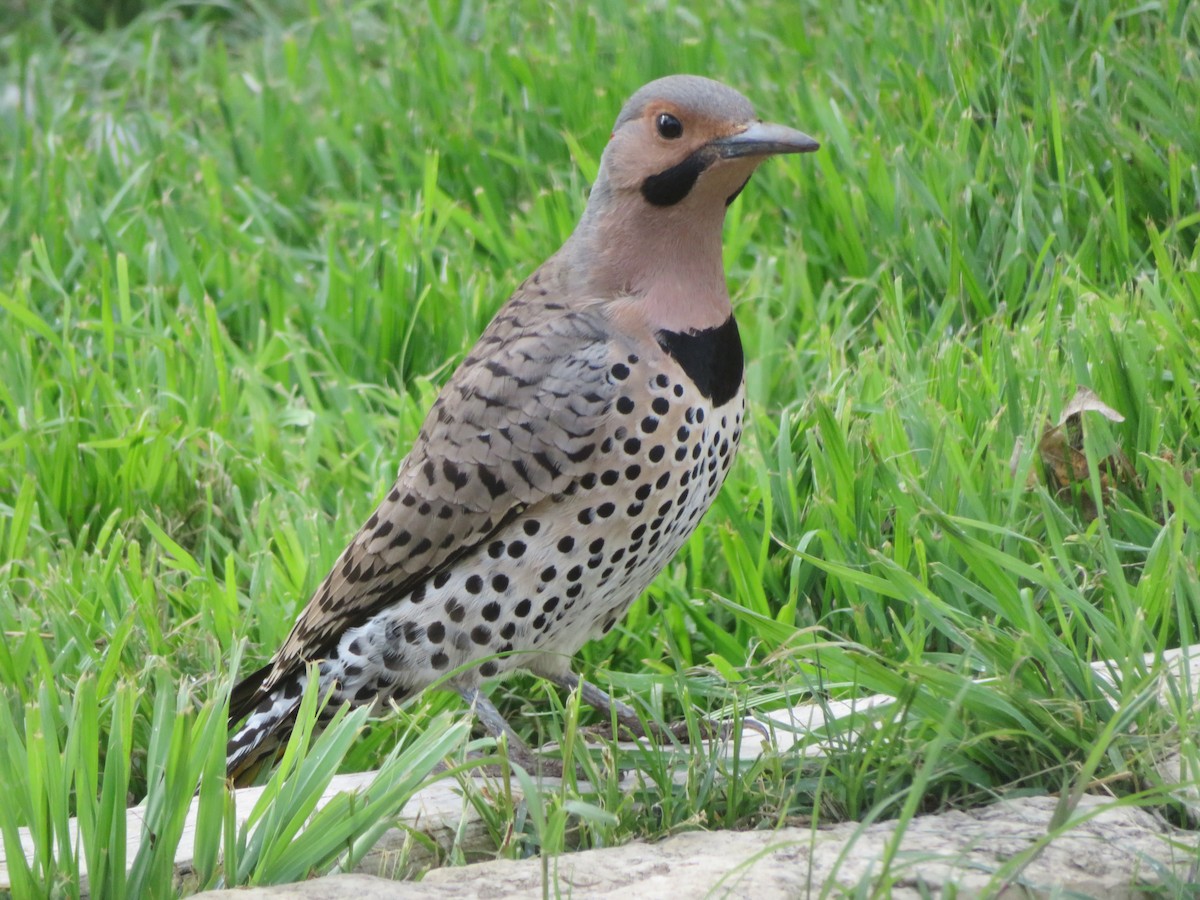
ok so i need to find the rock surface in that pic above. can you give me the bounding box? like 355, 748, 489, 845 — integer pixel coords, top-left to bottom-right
193, 794, 1198, 899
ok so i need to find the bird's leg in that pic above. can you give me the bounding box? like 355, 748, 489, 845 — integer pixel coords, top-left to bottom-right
547, 671, 770, 745
545, 671, 700, 742
457, 686, 563, 777
545, 671, 652, 738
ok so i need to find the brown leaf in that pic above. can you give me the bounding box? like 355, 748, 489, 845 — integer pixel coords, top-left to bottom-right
1058, 386, 1125, 426
1023, 386, 1136, 520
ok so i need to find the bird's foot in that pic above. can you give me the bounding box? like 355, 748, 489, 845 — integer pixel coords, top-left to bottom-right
543, 671, 771, 747
581, 713, 769, 746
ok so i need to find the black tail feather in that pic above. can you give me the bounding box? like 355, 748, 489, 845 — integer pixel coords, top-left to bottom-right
227, 662, 312, 784
229, 661, 273, 726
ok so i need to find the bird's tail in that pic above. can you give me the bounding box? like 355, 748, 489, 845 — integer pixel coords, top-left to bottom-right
226, 663, 306, 786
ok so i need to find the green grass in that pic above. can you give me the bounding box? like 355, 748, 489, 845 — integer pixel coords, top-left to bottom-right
2, 0, 1200, 894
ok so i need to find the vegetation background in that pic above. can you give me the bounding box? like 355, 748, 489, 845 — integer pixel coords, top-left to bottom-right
1, 0, 1198, 895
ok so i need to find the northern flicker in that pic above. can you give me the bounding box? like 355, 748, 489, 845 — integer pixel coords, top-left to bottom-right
227, 75, 818, 781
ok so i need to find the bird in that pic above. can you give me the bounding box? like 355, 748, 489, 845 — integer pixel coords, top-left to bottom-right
226, 74, 819, 783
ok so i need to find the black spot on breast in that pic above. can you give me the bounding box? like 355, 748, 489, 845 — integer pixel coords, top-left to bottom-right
656, 315, 743, 407
641, 150, 713, 207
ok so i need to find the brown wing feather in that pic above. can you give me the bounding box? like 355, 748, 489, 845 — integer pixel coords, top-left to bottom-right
254, 295, 623, 695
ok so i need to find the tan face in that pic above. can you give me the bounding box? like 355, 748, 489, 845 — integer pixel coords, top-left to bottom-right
596, 76, 818, 212
602, 97, 762, 208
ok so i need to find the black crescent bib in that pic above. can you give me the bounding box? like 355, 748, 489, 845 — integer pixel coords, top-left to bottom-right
655, 315, 743, 407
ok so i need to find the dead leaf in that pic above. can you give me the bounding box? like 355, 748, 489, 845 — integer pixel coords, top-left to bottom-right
1058, 386, 1125, 426
1022, 386, 1137, 520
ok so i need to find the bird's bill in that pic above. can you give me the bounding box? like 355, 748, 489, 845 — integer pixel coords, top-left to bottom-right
712, 121, 820, 158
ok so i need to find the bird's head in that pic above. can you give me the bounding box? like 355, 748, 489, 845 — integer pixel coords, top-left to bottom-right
559, 75, 819, 333
595, 74, 819, 214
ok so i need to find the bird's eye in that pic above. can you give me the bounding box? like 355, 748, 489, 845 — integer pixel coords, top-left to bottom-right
655, 112, 683, 139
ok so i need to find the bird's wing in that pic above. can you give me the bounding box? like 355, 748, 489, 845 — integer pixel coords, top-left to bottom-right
255, 298, 626, 695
